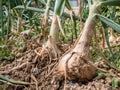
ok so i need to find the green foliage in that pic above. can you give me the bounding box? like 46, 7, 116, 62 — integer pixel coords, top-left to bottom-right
97, 71, 108, 77
102, 23, 114, 58
54, 0, 65, 16
61, 19, 80, 43
97, 14, 120, 33
15, 5, 44, 13
0, 75, 29, 85
65, 0, 72, 10
0, 39, 15, 61
112, 78, 119, 88
0, 0, 45, 61
100, 0, 120, 6
108, 46, 120, 69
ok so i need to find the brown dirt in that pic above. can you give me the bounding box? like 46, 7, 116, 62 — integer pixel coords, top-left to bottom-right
0, 37, 120, 90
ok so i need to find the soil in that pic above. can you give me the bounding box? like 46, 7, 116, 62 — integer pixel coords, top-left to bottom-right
0, 36, 120, 90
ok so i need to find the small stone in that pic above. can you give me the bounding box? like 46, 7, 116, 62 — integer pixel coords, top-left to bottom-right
32, 68, 39, 76
25, 76, 30, 82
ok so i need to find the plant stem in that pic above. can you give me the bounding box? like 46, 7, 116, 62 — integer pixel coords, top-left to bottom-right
0, 75, 30, 85
49, 16, 59, 43
44, 0, 51, 21
73, 4, 98, 56
0, 0, 4, 36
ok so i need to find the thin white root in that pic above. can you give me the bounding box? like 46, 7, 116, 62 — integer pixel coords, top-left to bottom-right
0, 62, 29, 74
31, 74, 38, 90
34, 35, 61, 58
47, 35, 61, 57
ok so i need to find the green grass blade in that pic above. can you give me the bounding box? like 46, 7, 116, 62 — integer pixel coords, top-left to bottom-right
54, 0, 65, 16
21, 0, 26, 8
44, 0, 51, 19
97, 14, 120, 33
0, 75, 30, 85
37, 0, 82, 21
112, 78, 119, 88
34, 0, 39, 6
100, 0, 120, 6
65, 0, 72, 10
26, 0, 32, 7
102, 22, 114, 57
15, 5, 44, 13
38, 0, 46, 5
7, 0, 11, 39
0, 0, 4, 36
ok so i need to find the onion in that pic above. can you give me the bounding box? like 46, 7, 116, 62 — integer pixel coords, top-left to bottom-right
58, 52, 97, 81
